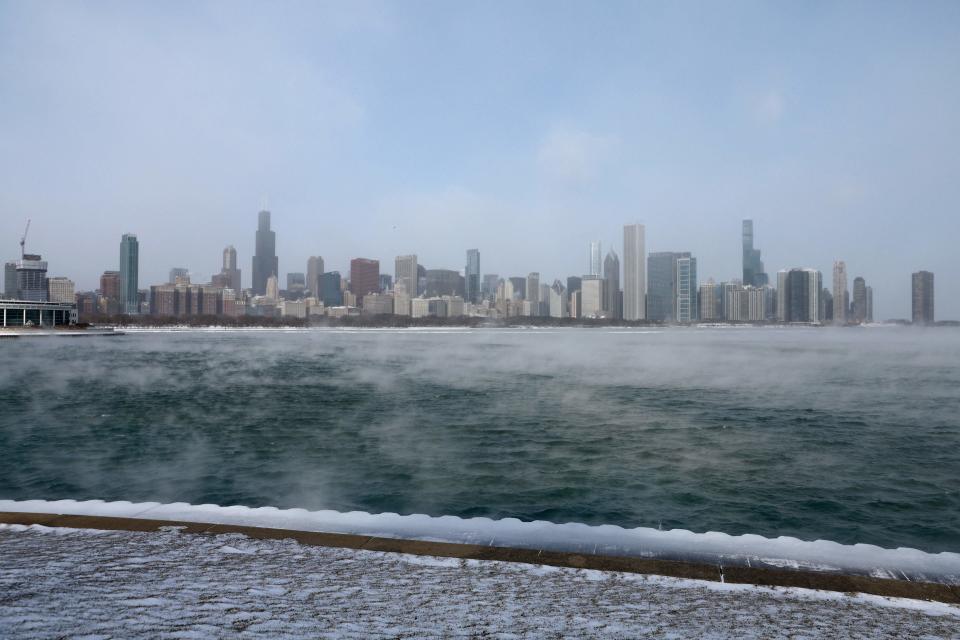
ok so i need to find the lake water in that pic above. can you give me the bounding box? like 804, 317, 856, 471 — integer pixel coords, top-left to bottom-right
1, 326, 957, 553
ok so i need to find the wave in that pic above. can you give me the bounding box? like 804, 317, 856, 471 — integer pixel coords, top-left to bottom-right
2, 499, 958, 584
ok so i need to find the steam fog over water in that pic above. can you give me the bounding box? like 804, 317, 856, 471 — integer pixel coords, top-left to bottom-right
2, 328, 958, 553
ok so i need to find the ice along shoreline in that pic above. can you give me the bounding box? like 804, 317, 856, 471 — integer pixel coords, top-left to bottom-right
1, 499, 957, 601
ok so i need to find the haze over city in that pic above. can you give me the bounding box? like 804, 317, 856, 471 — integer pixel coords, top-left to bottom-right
2, 0, 959, 320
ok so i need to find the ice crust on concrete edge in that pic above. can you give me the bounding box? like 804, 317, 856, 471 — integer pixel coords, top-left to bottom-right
1, 498, 957, 584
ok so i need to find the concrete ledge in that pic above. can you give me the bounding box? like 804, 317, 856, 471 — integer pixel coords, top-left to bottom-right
2, 511, 958, 605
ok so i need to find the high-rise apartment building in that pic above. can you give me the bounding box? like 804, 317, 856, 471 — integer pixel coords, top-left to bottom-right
742, 220, 768, 287
119, 233, 139, 314
100, 271, 121, 300
603, 250, 620, 319
252, 210, 278, 296
852, 277, 867, 324
676, 256, 697, 323
776, 268, 822, 323
832, 261, 848, 325
395, 255, 418, 298
866, 286, 874, 323
349, 258, 380, 303
47, 277, 75, 303
222, 246, 241, 292
465, 249, 480, 303
912, 271, 934, 325
16, 254, 48, 302
580, 275, 605, 318
622, 223, 646, 321
589, 241, 602, 277
698, 281, 723, 321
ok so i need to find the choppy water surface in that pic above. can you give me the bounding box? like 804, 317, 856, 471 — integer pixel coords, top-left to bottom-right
2, 327, 958, 553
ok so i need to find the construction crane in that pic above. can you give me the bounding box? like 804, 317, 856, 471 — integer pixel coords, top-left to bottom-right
20, 219, 30, 258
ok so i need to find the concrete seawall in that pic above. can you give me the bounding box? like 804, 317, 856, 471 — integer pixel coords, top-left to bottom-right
3, 511, 957, 605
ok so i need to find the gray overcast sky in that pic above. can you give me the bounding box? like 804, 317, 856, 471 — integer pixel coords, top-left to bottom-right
1, 1, 958, 319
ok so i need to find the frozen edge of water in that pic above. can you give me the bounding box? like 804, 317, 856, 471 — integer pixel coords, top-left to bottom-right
2, 498, 958, 584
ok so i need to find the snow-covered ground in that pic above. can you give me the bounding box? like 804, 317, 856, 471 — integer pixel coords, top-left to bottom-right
1, 524, 957, 639
4, 499, 958, 583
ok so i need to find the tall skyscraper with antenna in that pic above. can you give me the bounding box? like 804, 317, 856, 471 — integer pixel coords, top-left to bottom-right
742, 220, 768, 287
252, 210, 278, 296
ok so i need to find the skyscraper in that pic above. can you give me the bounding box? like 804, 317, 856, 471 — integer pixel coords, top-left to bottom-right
119, 233, 139, 314
526, 272, 540, 304
549, 280, 567, 318
320, 271, 343, 307
698, 280, 723, 321
306, 256, 324, 297
481, 273, 499, 300
647, 251, 691, 322
852, 277, 867, 324
622, 223, 646, 321
912, 271, 935, 325
776, 268, 822, 323
865, 286, 874, 323
603, 249, 620, 319
465, 249, 480, 304
508, 276, 526, 300
4, 261, 17, 298
832, 261, 848, 325
589, 241, 602, 277
350, 258, 380, 303
100, 271, 121, 300
580, 276, 605, 318
252, 210, 278, 296
742, 220, 768, 287
15, 254, 48, 301
221, 246, 241, 292
676, 256, 697, 323
425, 269, 464, 297
395, 255, 418, 298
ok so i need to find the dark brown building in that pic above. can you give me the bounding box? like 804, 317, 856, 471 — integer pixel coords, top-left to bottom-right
350, 258, 380, 304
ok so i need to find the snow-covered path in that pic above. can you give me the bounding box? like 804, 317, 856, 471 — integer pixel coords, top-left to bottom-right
1, 524, 957, 639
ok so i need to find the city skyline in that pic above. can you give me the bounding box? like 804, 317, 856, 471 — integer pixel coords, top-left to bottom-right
2, 3, 959, 317
0, 210, 944, 323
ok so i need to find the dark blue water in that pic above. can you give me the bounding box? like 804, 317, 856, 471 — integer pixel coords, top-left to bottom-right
1, 327, 958, 552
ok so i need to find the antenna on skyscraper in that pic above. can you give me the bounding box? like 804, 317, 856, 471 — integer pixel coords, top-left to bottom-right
19, 219, 30, 259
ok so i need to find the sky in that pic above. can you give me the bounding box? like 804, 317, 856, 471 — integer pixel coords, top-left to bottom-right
1, 0, 958, 319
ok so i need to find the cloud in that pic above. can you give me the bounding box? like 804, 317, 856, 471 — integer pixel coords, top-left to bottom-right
536, 127, 617, 185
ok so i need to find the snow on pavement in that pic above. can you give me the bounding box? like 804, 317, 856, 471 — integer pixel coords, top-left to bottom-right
0, 524, 957, 639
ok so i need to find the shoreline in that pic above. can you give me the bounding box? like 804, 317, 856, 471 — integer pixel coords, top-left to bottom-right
3, 510, 958, 604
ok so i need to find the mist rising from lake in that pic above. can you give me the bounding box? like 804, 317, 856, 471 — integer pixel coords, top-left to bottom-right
1, 327, 957, 553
